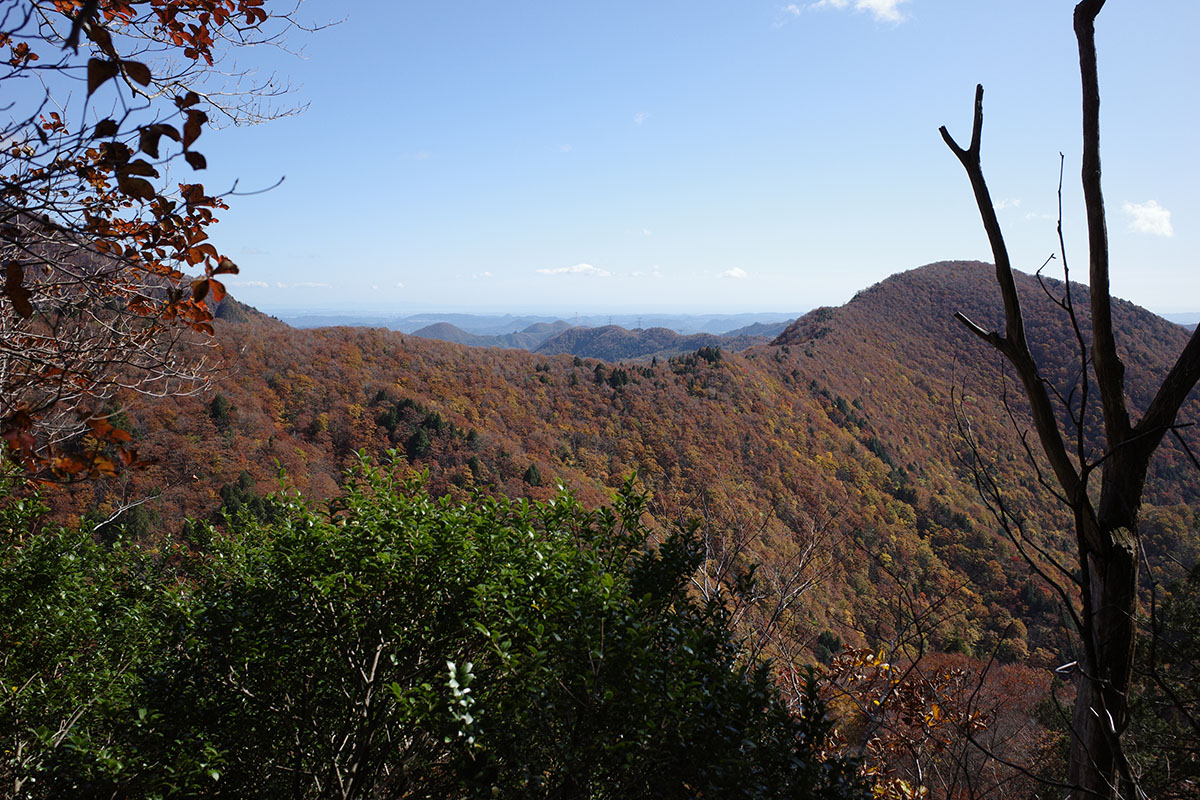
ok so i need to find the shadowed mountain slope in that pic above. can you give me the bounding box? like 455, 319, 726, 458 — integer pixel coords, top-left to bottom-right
775, 260, 1199, 502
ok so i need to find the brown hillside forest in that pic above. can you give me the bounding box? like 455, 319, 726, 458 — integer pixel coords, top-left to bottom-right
3, 2, 1199, 799
26, 260, 1200, 797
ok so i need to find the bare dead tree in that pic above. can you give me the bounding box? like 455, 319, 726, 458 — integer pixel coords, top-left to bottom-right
938, 2, 1200, 797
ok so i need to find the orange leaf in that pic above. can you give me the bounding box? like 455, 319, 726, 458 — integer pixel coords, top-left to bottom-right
139, 123, 179, 158
4, 262, 33, 318
123, 60, 151, 86
87, 58, 119, 96
86, 23, 116, 57
117, 176, 155, 201
87, 417, 135, 445
191, 277, 210, 303
213, 257, 239, 275
139, 130, 161, 158
93, 118, 119, 138
90, 454, 119, 478
51, 455, 87, 477
120, 158, 159, 178
180, 183, 213, 210
157, 123, 181, 141
182, 109, 208, 149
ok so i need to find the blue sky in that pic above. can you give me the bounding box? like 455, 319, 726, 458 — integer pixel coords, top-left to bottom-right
198, 1, 1198, 315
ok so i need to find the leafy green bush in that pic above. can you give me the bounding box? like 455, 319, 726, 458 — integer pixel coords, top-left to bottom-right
0, 488, 198, 796
1, 459, 863, 799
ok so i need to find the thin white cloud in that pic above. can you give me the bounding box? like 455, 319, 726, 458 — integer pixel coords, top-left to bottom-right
472, 271, 493, 279
271, 281, 331, 289
631, 265, 664, 279
231, 280, 269, 288
995, 197, 1022, 211
559, 144, 573, 153
634, 112, 650, 126
719, 267, 748, 279
773, 4, 803, 26
642, 228, 652, 236
536, 263, 613, 277
395, 281, 406, 288
1123, 200, 1174, 237
797, 0, 909, 24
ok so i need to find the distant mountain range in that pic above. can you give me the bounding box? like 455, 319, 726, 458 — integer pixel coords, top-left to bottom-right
1162, 312, 1199, 331
405, 319, 796, 360
284, 311, 799, 337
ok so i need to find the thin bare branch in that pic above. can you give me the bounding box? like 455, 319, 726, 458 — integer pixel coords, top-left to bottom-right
940, 85, 1084, 523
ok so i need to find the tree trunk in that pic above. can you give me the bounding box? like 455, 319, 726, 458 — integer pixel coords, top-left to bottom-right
1069, 535, 1138, 799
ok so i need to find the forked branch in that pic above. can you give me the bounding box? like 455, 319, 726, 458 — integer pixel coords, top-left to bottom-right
939, 85, 1083, 510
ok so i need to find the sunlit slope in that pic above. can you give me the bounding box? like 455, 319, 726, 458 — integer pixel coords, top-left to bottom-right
60, 262, 1198, 666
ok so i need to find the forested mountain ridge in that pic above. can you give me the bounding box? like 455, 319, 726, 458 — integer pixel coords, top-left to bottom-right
408, 319, 785, 360
409, 320, 572, 350
55, 261, 1200, 675
533, 324, 771, 361
776, 261, 1200, 506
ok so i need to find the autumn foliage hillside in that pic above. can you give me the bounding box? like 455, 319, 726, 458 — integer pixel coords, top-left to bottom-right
53, 262, 1200, 674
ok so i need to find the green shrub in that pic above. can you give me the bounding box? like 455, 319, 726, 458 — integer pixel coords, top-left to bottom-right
0, 458, 863, 799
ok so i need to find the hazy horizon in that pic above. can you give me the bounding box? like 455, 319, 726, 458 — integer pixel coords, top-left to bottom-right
260, 303, 1199, 329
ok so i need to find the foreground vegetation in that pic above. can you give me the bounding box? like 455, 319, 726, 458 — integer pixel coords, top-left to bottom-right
1, 456, 863, 799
